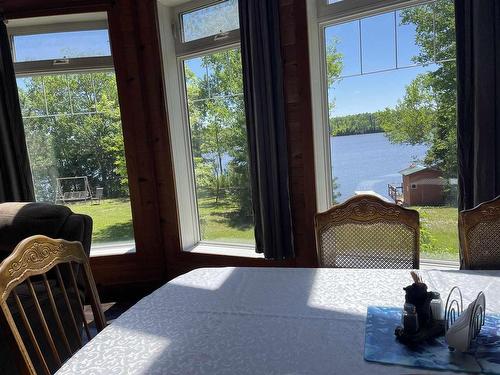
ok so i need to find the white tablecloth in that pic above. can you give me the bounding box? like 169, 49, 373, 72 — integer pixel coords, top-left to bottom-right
56, 267, 500, 374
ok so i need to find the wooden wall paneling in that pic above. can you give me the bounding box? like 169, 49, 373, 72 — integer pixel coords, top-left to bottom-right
138, 0, 184, 264
279, 0, 319, 267
0, 0, 112, 18
105, 0, 177, 281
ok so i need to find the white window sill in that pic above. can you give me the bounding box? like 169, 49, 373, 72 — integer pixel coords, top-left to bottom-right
90, 241, 136, 257
184, 243, 458, 266
87, 237, 459, 267
185, 242, 263, 258
420, 258, 460, 270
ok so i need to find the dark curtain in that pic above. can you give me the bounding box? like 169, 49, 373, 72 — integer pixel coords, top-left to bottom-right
456, 0, 500, 211
0, 16, 34, 202
238, 0, 294, 259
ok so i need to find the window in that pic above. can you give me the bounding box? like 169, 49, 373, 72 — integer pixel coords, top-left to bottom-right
9, 14, 135, 255
181, 0, 239, 43
174, 0, 240, 56
158, 0, 255, 253
182, 48, 253, 245
13, 29, 111, 62
312, 0, 458, 261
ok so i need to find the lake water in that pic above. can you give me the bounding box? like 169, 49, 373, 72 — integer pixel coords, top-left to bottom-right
330, 132, 428, 201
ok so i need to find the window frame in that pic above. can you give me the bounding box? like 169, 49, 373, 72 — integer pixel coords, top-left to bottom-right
310, 0, 442, 211
316, 0, 433, 22
308, 0, 459, 264
177, 42, 244, 248
158, 0, 257, 254
8, 17, 137, 256
172, 0, 240, 58
8, 20, 113, 75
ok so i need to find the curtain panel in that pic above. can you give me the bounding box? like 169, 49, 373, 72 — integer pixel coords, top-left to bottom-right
456, 0, 500, 211
455, 0, 500, 268
238, 0, 294, 259
0, 16, 34, 202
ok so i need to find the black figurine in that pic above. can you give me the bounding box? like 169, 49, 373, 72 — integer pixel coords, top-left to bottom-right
404, 281, 435, 327
395, 271, 445, 344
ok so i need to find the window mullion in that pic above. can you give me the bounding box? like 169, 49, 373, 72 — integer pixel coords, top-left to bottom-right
394, 10, 399, 68
14, 56, 114, 77
317, 0, 436, 22
8, 20, 108, 37
174, 29, 240, 57
358, 20, 363, 75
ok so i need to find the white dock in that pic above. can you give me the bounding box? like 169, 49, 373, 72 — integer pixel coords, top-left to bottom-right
354, 190, 392, 202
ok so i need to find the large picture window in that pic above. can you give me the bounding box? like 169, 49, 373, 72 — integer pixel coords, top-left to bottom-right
9, 14, 135, 255
182, 48, 253, 244
159, 0, 255, 253
314, 0, 457, 261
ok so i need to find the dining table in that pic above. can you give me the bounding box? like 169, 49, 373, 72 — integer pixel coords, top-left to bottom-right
56, 267, 500, 374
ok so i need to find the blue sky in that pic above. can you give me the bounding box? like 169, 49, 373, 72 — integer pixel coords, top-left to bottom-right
325, 9, 436, 117
14, 6, 434, 117
14, 29, 111, 62
14, 30, 111, 91
330, 64, 436, 116
182, 6, 437, 117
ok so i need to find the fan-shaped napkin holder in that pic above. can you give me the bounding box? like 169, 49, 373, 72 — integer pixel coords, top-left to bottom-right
444, 286, 486, 352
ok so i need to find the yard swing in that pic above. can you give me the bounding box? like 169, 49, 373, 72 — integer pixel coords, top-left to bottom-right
55, 176, 103, 204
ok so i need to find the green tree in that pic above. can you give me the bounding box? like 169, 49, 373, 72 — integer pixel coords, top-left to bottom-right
186, 49, 253, 218
330, 112, 383, 136
326, 41, 343, 87
326, 39, 344, 117
378, 0, 456, 178
18, 72, 128, 202
331, 176, 341, 204
377, 74, 436, 144
325, 38, 344, 201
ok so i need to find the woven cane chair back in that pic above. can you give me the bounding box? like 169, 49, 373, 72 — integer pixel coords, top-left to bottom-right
315, 195, 420, 269
459, 196, 500, 269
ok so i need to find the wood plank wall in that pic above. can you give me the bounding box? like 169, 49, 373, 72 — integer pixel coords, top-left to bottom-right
280, 0, 319, 268
1, 0, 319, 294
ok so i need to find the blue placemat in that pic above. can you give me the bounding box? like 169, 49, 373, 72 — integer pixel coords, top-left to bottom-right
364, 306, 500, 374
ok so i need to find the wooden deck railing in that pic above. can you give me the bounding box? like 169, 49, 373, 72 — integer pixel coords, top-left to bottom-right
388, 183, 403, 204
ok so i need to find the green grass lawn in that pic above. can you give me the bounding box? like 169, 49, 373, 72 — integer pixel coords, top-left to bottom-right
413, 206, 459, 260
66, 198, 459, 261
198, 196, 255, 244
67, 196, 255, 245
68, 198, 133, 244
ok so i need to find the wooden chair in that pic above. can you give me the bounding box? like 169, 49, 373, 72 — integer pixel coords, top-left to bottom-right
315, 195, 420, 269
459, 196, 500, 269
0, 235, 106, 374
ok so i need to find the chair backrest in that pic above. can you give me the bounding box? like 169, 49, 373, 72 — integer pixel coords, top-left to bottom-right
315, 195, 420, 269
0, 202, 93, 261
0, 235, 106, 374
459, 196, 500, 269
95, 187, 104, 199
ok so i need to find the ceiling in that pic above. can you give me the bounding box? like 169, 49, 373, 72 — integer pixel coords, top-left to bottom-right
158, 0, 193, 6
